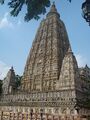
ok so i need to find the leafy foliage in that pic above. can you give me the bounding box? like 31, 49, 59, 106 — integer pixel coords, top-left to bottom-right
0, 80, 2, 94
76, 81, 90, 109
15, 75, 22, 88
0, 0, 71, 21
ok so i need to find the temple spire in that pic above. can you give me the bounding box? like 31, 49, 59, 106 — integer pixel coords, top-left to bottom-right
21, 4, 70, 92
2, 67, 16, 94
46, 2, 60, 18
50, 2, 57, 13
10, 66, 14, 71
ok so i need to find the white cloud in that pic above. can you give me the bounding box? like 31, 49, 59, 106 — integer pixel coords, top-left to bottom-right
75, 54, 87, 67
0, 12, 14, 29
0, 61, 10, 80
0, 12, 22, 29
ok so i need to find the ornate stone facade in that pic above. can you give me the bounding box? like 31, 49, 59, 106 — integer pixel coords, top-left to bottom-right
0, 3, 90, 119
21, 3, 70, 92
2, 67, 16, 95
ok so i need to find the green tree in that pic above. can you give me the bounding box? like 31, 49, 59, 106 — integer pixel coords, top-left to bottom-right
76, 79, 90, 109
0, 0, 71, 21
0, 80, 2, 94
15, 75, 22, 88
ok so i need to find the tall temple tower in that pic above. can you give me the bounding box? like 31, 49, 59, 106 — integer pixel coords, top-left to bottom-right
20, 3, 81, 114
0, 3, 90, 118
21, 3, 70, 92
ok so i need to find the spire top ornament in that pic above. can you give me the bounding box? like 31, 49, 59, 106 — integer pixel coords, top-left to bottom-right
46, 2, 60, 18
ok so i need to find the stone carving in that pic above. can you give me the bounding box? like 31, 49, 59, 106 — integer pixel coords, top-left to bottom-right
0, 2, 90, 118
2, 67, 16, 95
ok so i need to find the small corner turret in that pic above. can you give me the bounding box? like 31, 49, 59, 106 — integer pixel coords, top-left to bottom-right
2, 66, 16, 95
59, 45, 79, 91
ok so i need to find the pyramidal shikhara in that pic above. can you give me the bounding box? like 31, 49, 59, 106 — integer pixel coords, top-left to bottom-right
0, 3, 90, 118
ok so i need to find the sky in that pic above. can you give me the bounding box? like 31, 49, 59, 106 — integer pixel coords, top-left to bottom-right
0, 0, 90, 79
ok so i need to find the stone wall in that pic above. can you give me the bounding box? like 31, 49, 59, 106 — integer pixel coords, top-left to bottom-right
0, 110, 87, 120
0, 90, 76, 110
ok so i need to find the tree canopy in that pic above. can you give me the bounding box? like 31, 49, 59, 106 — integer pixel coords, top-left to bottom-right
0, 80, 2, 94
15, 75, 22, 88
0, 0, 71, 21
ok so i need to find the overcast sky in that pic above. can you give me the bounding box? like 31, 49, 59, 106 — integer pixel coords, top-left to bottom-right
0, 0, 90, 79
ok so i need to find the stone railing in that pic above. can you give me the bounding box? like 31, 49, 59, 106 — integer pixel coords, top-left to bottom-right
0, 91, 76, 107
0, 91, 75, 103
